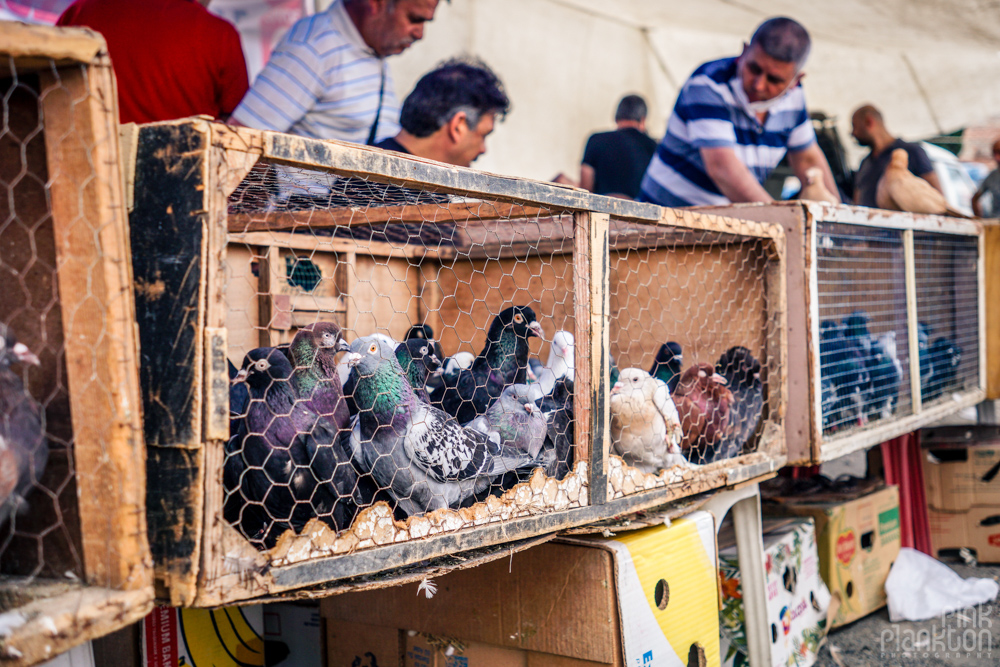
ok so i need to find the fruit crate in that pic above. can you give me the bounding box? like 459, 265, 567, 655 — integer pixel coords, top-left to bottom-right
0, 23, 151, 666
699, 202, 984, 464
127, 118, 785, 606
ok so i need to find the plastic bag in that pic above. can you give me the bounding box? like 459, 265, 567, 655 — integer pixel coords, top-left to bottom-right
885, 547, 999, 622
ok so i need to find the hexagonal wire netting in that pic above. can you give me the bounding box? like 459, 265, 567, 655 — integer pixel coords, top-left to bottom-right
224, 162, 582, 550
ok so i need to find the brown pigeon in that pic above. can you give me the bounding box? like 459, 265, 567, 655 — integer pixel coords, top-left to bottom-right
672, 363, 733, 459
799, 167, 839, 204
876, 149, 968, 217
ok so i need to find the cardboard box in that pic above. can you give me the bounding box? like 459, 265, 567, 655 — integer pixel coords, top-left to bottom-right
922, 444, 1000, 511
324, 511, 720, 667
928, 506, 1000, 563
142, 605, 264, 667
263, 603, 324, 667
718, 518, 831, 667
765, 486, 901, 627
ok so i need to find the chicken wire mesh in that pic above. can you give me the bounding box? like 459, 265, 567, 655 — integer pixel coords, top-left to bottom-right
816, 223, 912, 436
606, 218, 781, 487
914, 232, 980, 406
0, 42, 147, 625
222, 162, 581, 551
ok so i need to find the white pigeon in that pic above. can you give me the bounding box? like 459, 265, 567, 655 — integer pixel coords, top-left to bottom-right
529, 330, 575, 401
610, 368, 686, 474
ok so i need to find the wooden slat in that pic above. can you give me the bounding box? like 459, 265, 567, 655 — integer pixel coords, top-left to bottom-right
41, 57, 148, 591
984, 224, 998, 399
0, 22, 104, 64
574, 212, 610, 505
904, 229, 922, 414
227, 201, 547, 233
257, 245, 287, 346
230, 230, 445, 260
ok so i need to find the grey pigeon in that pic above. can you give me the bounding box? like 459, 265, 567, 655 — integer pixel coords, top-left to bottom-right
345, 336, 541, 517
0, 325, 47, 527
467, 384, 547, 458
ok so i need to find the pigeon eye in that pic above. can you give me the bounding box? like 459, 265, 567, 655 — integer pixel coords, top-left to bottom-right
514, 313, 524, 324
420, 346, 428, 355
255, 359, 268, 371
368, 343, 378, 354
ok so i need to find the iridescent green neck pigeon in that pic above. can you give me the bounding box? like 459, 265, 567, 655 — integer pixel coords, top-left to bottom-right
286, 322, 351, 431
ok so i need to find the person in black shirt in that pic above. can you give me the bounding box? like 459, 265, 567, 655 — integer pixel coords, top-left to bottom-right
851, 104, 941, 208
579, 95, 658, 199
374, 58, 510, 168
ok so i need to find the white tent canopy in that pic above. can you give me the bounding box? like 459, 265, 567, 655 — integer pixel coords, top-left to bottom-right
386, 0, 1000, 181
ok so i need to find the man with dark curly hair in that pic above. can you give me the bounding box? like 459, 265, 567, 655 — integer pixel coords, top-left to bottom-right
376, 58, 510, 167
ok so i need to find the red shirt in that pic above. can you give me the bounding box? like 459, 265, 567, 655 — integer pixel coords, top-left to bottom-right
58, 0, 249, 124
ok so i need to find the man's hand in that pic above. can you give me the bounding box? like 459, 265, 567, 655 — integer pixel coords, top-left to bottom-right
700, 147, 774, 203
789, 143, 841, 203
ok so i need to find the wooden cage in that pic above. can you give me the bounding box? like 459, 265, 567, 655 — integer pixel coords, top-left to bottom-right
699, 202, 984, 465
0, 23, 151, 666
126, 118, 786, 607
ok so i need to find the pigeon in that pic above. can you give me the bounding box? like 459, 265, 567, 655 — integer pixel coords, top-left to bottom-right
650, 341, 683, 393
672, 363, 733, 463
819, 320, 868, 432
430, 306, 543, 424
843, 311, 874, 359
405, 324, 445, 389
714, 346, 763, 459
865, 333, 901, 420
229, 358, 249, 419
346, 336, 542, 517
467, 384, 547, 458
225, 347, 360, 549
0, 326, 47, 528
924, 337, 962, 401
395, 338, 442, 404
527, 330, 575, 401
440, 351, 475, 385
799, 166, 840, 204
337, 332, 397, 385
286, 322, 352, 430
610, 368, 685, 474
876, 149, 969, 217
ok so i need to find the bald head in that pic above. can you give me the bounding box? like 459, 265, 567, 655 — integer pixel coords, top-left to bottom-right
749, 17, 812, 70
851, 104, 887, 148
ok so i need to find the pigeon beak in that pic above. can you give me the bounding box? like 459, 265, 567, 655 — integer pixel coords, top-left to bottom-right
234, 369, 248, 384
528, 321, 544, 340
611, 382, 621, 394
12, 342, 40, 366
338, 339, 351, 353
346, 352, 363, 368
711, 373, 728, 385
524, 402, 538, 416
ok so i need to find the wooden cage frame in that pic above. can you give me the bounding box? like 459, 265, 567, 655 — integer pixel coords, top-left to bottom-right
126, 118, 787, 607
0, 23, 152, 667
699, 202, 985, 465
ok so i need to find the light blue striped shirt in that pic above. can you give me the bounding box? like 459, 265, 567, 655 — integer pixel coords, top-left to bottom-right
640, 57, 816, 207
231, 0, 400, 144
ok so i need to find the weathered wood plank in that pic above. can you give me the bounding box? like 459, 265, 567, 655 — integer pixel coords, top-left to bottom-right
985, 223, 1000, 400
40, 57, 148, 591
0, 22, 104, 65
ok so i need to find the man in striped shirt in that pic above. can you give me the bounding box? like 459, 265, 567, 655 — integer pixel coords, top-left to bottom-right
640, 17, 839, 207
231, 0, 438, 145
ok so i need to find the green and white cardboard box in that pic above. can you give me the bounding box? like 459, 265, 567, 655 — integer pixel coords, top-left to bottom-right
718, 517, 831, 667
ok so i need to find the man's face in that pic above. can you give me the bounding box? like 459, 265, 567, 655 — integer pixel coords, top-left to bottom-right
738, 43, 801, 104
851, 112, 874, 147
364, 0, 438, 57
450, 112, 496, 168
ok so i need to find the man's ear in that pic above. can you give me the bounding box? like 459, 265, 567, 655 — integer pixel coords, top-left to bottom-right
793, 71, 806, 87
447, 111, 468, 144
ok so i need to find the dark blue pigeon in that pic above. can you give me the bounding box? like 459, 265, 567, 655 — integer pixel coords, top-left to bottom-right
0, 325, 47, 528
924, 337, 962, 401
346, 336, 541, 517
865, 333, 901, 420
650, 341, 684, 393
713, 346, 763, 460
819, 320, 869, 432
395, 338, 442, 404
429, 306, 543, 424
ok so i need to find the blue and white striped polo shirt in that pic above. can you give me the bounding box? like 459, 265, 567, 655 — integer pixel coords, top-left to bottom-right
639, 57, 816, 207
230, 0, 400, 144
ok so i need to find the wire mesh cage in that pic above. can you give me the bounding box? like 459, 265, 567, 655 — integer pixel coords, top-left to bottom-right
605, 213, 786, 500
0, 24, 151, 666
698, 202, 984, 465
127, 119, 786, 606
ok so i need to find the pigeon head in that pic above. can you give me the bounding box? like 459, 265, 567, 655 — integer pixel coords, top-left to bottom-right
717, 346, 761, 385
491, 305, 544, 342
347, 336, 410, 417
405, 324, 434, 341
396, 338, 441, 388
889, 148, 909, 169
844, 311, 870, 339
650, 341, 683, 385
291, 321, 349, 369
551, 330, 574, 358
611, 368, 658, 402
820, 320, 843, 341
240, 347, 294, 393
676, 363, 728, 393
499, 384, 541, 416
0, 324, 39, 368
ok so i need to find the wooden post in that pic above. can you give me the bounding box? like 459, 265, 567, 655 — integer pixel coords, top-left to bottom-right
574, 211, 610, 505
257, 245, 290, 347
40, 58, 149, 592
980, 228, 992, 398
904, 230, 922, 414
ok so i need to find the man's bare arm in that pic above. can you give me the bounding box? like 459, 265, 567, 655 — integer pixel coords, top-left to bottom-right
921, 170, 944, 194
579, 164, 596, 193
700, 146, 773, 203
